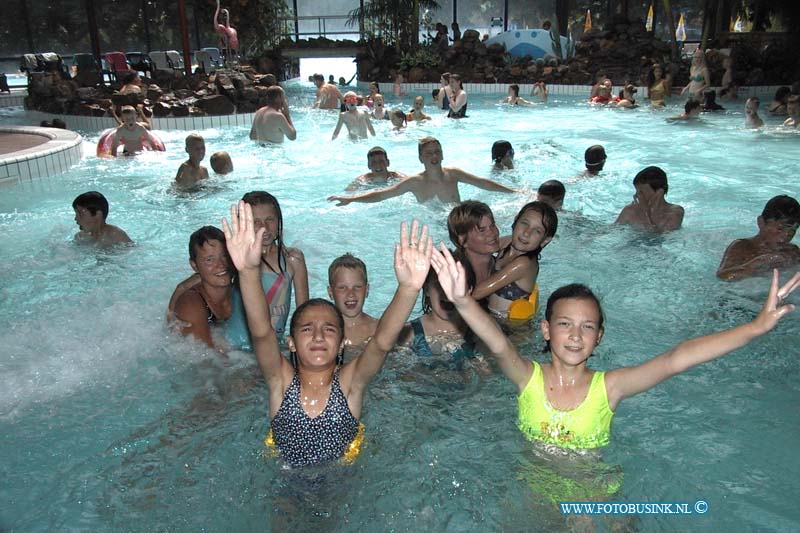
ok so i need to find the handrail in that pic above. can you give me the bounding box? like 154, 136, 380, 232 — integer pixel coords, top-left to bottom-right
276, 14, 366, 41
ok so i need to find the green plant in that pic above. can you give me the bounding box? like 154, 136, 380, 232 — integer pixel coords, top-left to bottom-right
398, 46, 441, 71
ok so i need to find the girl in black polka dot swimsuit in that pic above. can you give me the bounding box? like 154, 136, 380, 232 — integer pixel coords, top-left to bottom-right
223, 201, 433, 467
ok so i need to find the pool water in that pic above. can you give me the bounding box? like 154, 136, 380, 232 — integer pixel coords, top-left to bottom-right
1, 84, 799, 530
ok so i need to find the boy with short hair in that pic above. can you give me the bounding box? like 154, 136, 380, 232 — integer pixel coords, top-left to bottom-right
111, 105, 150, 155
666, 100, 702, 122
72, 191, 132, 246
332, 91, 376, 140
584, 145, 607, 176
537, 180, 566, 210
716, 195, 800, 281
210, 151, 233, 174
327, 253, 378, 351
615, 166, 684, 232
346, 146, 407, 190
175, 133, 210, 187
328, 136, 516, 205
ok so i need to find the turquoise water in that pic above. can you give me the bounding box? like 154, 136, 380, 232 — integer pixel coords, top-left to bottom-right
1, 85, 799, 530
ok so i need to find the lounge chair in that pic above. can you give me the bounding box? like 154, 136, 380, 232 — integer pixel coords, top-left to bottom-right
201, 47, 223, 67
165, 50, 185, 71
148, 51, 171, 72
194, 50, 215, 74
126, 52, 153, 77
105, 51, 132, 82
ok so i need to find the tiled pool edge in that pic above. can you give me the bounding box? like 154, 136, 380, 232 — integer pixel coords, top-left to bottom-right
0, 126, 83, 186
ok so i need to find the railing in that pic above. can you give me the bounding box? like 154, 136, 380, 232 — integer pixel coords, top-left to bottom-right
277, 15, 366, 41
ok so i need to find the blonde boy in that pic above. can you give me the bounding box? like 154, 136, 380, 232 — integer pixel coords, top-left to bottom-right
328, 254, 378, 351
175, 134, 210, 187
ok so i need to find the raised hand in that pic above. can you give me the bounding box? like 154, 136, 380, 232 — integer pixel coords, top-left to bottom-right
221, 201, 264, 272
394, 219, 432, 290
753, 269, 800, 334
429, 243, 468, 303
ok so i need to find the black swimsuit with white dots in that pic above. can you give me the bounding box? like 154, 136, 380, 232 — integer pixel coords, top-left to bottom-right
270, 369, 359, 467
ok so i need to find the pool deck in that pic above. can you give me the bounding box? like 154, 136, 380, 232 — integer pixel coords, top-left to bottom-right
0, 125, 83, 186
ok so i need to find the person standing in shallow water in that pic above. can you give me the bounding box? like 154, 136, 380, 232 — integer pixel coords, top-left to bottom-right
224, 200, 433, 467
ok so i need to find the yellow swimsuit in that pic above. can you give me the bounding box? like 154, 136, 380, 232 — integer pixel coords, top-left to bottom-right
518, 361, 614, 449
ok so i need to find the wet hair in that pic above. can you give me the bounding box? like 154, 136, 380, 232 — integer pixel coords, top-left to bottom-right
788, 94, 800, 106
441, 72, 451, 83
369, 81, 380, 93
421, 249, 475, 314
288, 298, 345, 367
120, 105, 136, 115
418, 136, 441, 157
491, 140, 513, 163
584, 145, 606, 169
241, 191, 285, 273
72, 191, 109, 220
623, 84, 637, 96
447, 200, 494, 249
328, 253, 368, 286
188, 225, 225, 261
210, 151, 232, 174
502, 201, 558, 260
509, 84, 520, 97
702, 89, 723, 111
537, 180, 566, 203
432, 88, 440, 99
761, 195, 800, 224
543, 284, 605, 352
367, 146, 387, 161
633, 166, 669, 194
774, 86, 791, 103
313, 73, 324, 82
745, 96, 760, 108
265, 85, 284, 106
263, 73, 277, 86
52, 118, 66, 129
684, 99, 701, 114
185, 133, 204, 147
390, 109, 407, 125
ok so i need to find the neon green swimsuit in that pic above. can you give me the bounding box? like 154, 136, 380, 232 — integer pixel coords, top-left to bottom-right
518, 361, 614, 449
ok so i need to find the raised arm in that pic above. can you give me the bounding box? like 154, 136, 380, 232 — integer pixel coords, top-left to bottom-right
605, 270, 800, 410
331, 114, 344, 140
328, 177, 416, 206
472, 255, 538, 301
430, 244, 533, 391
222, 201, 290, 388
365, 114, 375, 136
450, 168, 517, 194
287, 247, 309, 306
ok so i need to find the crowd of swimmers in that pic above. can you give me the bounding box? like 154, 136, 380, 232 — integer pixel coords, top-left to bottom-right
67, 65, 800, 476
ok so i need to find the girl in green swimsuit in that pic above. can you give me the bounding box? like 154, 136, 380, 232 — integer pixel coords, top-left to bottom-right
681, 48, 709, 102
431, 247, 800, 452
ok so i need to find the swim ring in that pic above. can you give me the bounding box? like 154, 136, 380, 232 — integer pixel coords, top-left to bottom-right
96, 128, 165, 157
507, 283, 539, 322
